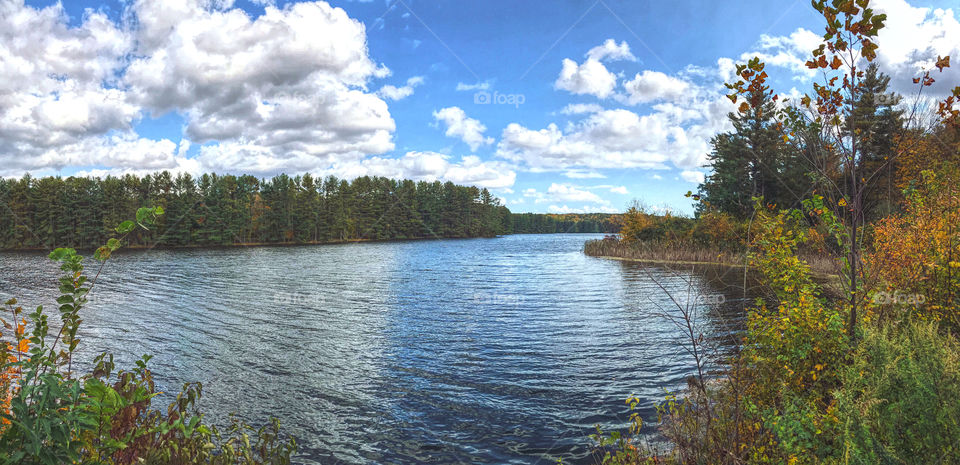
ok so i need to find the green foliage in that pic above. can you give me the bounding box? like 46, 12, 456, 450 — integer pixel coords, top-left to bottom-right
698, 92, 808, 218
836, 322, 960, 464
741, 207, 849, 463
0, 173, 510, 250
508, 213, 620, 234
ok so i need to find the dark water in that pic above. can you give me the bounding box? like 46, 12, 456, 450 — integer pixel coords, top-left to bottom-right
0, 234, 752, 464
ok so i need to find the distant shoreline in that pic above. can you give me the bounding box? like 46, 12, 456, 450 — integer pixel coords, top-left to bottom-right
0, 232, 610, 253
0, 235, 484, 253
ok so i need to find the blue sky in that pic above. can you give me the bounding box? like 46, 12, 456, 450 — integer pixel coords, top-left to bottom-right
6, 0, 960, 214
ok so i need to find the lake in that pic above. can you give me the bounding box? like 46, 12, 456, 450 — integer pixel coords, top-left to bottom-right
0, 234, 750, 464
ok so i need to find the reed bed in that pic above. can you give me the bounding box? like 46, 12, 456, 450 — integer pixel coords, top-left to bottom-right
584, 238, 837, 277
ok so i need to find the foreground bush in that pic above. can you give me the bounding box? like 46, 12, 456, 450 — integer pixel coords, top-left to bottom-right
0, 208, 295, 464
868, 168, 960, 332
837, 322, 960, 465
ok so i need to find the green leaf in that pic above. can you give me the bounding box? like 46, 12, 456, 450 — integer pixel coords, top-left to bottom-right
48, 248, 77, 262
94, 246, 112, 261
136, 206, 162, 228
116, 221, 135, 234
106, 238, 121, 251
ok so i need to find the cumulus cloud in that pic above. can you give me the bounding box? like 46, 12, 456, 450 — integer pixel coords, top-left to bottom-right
521, 183, 618, 213
742, 28, 822, 78
554, 39, 639, 99
555, 58, 618, 99
747, 1, 960, 93
497, 98, 735, 173
0, 1, 143, 175
680, 170, 706, 183
329, 151, 515, 189
126, 0, 395, 169
543, 183, 604, 204
378, 76, 425, 100
563, 169, 605, 179
548, 204, 619, 214
0, 0, 407, 177
586, 39, 636, 62
432, 106, 494, 151
560, 103, 605, 115
455, 81, 492, 91
620, 70, 693, 104
871, 0, 960, 96
609, 186, 629, 194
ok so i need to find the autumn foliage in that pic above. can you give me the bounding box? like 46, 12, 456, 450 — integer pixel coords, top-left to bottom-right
593, 1, 960, 464
868, 168, 960, 331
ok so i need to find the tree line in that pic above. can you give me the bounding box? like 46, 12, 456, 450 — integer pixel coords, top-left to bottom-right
508, 213, 620, 234
695, 63, 957, 224
0, 173, 514, 249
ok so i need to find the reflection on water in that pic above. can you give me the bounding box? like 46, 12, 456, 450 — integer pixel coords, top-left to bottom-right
0, 234, 760, 464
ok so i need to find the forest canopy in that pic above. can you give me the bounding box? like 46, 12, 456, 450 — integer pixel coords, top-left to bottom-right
0, 172, 622, 250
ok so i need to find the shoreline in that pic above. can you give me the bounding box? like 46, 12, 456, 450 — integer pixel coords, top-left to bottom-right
586, 253, 842, 291
586, 254, 749, 268
0, 234, 504, 253
0, 232, 608, 253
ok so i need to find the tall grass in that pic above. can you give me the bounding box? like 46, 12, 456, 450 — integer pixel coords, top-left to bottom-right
584, 237, 742, 266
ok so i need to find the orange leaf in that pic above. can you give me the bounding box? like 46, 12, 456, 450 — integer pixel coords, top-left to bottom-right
830, 56, 843, 70
936, 55, 951, 72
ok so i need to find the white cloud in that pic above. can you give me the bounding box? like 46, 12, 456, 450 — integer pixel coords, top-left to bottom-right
871, 0, 960, 96
498, 98, 735, 172
620, 70, 693, 104
586, 39, 636, 62
378, 76, 425, 100
742, 28, 822, 78
330, 151, 515, 189
456, 81, 492, 91
680, 170, 706, 183
610, 186, 629, 194
126, 0, 395, 171
555, 58, 618, 99
0, 0, 407, 177
521, 183, 619, 213
432, 106, 494, 151
747, 2, 960, 94
543, 183, 605, 204
0, 1, 143, 175
560, 103, 605, 115
548, 204, 619, 214
563, 169, 606, 179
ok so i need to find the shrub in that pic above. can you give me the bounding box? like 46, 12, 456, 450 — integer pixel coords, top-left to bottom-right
836, 322, 960, 464
867, 168, 960, 332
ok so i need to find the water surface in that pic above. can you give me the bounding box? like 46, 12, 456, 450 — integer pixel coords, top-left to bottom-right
0, 234, 750, 464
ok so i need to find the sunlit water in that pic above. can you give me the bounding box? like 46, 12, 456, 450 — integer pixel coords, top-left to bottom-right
0, 234, 754, 464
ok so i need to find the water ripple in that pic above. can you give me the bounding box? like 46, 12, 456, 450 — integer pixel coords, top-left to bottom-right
0, 234, 751, 464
